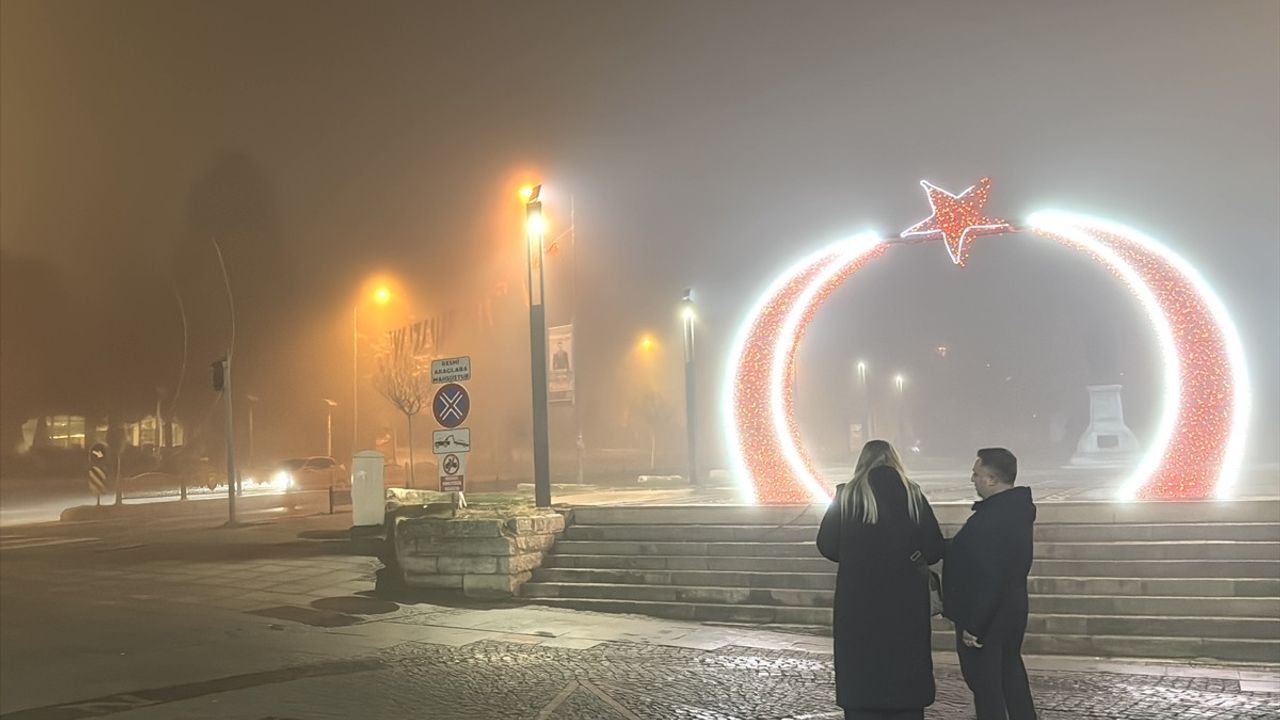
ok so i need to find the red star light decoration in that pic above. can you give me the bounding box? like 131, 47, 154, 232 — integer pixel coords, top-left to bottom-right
900, 177, 1012, 266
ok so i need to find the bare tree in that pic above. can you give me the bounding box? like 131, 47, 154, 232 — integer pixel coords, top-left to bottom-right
639, 389, 673, 471
374, 345, 431, 488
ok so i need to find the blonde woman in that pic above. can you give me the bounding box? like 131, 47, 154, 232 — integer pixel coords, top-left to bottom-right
817, 440, 945, 720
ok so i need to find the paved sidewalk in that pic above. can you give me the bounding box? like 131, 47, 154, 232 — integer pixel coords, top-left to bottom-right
6, 602, 1279, 719
3, 510, 1278, 719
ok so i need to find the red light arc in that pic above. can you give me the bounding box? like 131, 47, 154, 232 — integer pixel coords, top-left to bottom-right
723, 182, 1249, 504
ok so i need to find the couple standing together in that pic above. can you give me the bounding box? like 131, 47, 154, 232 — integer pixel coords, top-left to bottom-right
816, 440, 1038, 720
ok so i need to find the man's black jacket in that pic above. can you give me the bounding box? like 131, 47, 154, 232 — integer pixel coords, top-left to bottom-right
942, 486, 1036, 641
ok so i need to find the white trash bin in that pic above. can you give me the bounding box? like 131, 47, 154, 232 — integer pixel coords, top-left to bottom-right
351, 451, 386, 527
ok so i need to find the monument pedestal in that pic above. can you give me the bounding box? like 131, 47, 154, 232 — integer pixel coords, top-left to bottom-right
1071, 384, 1141, 466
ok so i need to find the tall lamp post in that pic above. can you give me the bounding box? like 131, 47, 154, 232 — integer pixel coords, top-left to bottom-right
246, 394, 259, 469
353, 285, 391, 461
523, 184, 552, 508
323, 398, 338, 457
856, 361, 871, 442
681, 289, 699, 486
894, 373, 906, 446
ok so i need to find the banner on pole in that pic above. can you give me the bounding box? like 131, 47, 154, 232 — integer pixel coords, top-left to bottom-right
548, 324, 575, 404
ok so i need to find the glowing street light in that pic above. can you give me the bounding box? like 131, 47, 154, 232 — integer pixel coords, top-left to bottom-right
322, 398, 338, 457
854, 360, 871, 440
681, 289, 699, 486
524, 183, 552, 508
355, 282, 396, 461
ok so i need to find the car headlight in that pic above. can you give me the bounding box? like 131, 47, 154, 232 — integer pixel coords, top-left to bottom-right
271, 471, 294, 491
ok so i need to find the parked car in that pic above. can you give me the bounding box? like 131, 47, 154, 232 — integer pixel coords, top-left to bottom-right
269, 456, 349, 491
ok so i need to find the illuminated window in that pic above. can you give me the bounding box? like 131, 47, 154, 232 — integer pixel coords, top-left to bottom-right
44, 415, 86, 449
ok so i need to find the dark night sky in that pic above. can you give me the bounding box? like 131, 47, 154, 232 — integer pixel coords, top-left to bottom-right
2, 1, 1277, 468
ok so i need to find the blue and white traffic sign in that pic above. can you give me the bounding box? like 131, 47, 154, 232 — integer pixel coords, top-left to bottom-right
432, 383, 470, 429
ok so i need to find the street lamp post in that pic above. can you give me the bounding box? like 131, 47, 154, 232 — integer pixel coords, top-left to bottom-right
246, 394, 259, 469
353, 285, 391, 464
894, 374, 906, 446
353, 305, 359, 462
323, 399, 338, 457
856, 361, 871, 442
681, 289, 699, 486
524, 185, 553, 508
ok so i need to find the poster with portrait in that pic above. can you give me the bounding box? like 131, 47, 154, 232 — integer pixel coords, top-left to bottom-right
548, 324, 575, 404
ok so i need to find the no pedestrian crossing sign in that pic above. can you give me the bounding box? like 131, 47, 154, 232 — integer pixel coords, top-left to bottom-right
432, 383, 470, 429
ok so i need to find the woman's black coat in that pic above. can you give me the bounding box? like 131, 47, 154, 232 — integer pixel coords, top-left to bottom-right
816, 467, 945, 711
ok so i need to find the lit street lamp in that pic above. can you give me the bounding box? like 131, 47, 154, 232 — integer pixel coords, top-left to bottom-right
246, 394, 259, 469
855, 360, 872, 441
323, 398, 338, 457
354, 284, 392, 462
894, 374, 906, 446
681, 289, 699, 486
523, 184, 552, 508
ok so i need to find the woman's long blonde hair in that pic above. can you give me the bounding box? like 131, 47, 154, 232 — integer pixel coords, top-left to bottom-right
840, 439, 925, 525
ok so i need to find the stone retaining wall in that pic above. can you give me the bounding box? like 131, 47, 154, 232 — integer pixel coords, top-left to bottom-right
394, 513, 565, 598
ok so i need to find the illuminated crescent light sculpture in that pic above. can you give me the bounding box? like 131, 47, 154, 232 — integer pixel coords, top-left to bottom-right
723, 179, 1250, 504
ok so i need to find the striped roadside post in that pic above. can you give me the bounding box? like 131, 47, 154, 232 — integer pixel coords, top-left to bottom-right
88, 443, 108, 505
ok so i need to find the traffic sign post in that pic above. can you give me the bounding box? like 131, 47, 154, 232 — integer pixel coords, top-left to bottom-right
88, 443, 108, 504
432, 383, 470, 429
431, 360, 472, 508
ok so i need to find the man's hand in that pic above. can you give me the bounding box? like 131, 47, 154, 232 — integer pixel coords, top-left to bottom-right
962, 630, 984, 648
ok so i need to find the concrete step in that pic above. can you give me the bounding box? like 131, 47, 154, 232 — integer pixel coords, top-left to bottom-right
929, 613, 1280, 641
564, 522, 1280, 544
521, 581, 832, 607
524, 596, 832, 625
1031, 558, 1280, 578
1028, 576, 1280, 597
562, 524, 820, 543
522, 582, 1277, 618
1029, 594, 1280, 618
926, 631, 1280, 664
569, 500, 1280, 527
533, 567, 1280, 599
544, 553, 836, 573
531, 567, 838, 590
522, 597, 1280, 662
546, 554, 1280, 578
1034, 541, 1280, 561
551, 540, 823, 558
550, 539, 1278, 562
569, 506, 824, 527
1016, 522, 1280, 543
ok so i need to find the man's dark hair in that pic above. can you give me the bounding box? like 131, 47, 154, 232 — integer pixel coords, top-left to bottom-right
977, 448, 1018, 485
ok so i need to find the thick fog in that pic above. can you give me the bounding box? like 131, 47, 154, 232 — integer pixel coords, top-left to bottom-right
2, 1, 1276, 482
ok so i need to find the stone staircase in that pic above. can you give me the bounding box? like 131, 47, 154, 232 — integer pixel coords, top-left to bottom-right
521, 501, 1280, 663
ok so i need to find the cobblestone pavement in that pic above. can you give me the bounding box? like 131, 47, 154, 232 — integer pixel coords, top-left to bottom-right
20, 638, 1277, 720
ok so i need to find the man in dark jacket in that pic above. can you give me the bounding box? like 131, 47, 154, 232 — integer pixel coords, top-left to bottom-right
943, 448, 1038, 720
